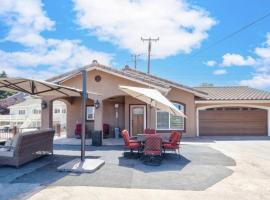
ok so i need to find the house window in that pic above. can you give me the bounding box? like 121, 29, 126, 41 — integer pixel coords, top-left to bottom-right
33, 109, 41, 114
156, 103, 185, 131
62, 109, 66, 113
86, 106, 95, 120
54, 108, 61, 114
19, 110, 26, 115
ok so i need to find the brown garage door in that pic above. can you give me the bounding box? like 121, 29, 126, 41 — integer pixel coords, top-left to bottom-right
199, 108, 267, 136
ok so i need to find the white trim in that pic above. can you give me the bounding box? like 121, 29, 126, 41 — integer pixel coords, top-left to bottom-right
268, 109, 270, 137
195, 100, 270, 104
196, 104, 270, 137
196, 108, 199, 137
156, 103, 185, 131
130, 105, 146, 136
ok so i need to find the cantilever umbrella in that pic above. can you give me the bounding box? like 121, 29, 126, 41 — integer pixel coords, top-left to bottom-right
119, 85, 186, 118
0, 74, 100, 162
0, 77, 97, 97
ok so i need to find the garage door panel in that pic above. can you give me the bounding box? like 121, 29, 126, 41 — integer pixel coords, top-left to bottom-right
199, 109, 267, 136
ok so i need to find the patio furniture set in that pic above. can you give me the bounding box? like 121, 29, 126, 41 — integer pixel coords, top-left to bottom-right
121, 129, 182, 165
0, 129, 55, 167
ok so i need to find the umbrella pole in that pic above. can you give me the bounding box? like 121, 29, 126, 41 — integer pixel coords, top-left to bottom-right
81, 69, 87, 161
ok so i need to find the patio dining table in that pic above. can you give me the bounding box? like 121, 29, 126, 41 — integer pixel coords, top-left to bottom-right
136, 134, 169, 143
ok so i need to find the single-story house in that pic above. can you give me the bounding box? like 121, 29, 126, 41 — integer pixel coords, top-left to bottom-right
41, 61, 270, 138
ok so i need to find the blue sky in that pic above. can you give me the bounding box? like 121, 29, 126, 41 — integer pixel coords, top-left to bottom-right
0, 0, 270, 89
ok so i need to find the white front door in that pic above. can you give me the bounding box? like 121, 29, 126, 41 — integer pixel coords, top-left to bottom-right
130, 105, 146, 136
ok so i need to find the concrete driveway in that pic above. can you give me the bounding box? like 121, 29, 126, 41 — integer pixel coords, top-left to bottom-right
1, 137, 270, 200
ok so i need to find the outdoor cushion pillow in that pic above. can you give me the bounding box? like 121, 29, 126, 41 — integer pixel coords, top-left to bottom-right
5, 138, 12, 147
11, 133, 20, 148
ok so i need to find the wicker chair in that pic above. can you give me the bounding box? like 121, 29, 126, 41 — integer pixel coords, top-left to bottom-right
0, 129, 55, 167
144, 128, 156, 135
143, 134, 162, 165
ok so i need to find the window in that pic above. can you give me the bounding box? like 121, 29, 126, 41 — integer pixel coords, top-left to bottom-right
33, 109, 41, 114
54, 108, 61, 114
62, 109, 66, 113
19, 110, 26, 115
86, 106, 95, 120
156, 103, 185, 130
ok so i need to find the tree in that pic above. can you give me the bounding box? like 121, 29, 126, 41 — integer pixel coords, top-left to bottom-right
0, 71, 15, 99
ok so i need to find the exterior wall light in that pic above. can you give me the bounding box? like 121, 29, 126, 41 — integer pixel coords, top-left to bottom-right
94, 100, 100, 109
41, 100, 47, 109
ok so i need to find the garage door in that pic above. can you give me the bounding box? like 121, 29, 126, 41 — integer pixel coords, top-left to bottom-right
199, 107, 267, 136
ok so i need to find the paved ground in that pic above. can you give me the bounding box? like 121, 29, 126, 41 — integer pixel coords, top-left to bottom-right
0, 137, 270, 200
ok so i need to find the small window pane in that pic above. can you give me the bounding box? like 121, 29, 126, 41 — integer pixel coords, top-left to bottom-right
157, 111, 169, 129
170, 114, 184, 130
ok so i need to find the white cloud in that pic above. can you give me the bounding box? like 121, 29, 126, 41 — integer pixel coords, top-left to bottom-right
240, 74, 270, 89
0, 0, 54, 46
238, 33, 270, 89
0, 0, 113, 79
204, 60, 216, 66
213, 69, 227, 75
73, 0, 216, 58
221, 53, 256, 67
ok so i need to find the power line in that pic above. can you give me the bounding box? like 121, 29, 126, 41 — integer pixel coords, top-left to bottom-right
184, 10, 270, 62
131, 54, 141, 69
141, 37, 159, 74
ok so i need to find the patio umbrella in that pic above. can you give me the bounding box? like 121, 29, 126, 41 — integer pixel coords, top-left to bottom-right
0, 77, 100, 97
0, 75, 100, 161
119, 85, 186, 117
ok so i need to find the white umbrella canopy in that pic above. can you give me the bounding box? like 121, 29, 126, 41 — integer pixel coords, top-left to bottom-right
119, 85, 186, 117
0, 77, 100, 97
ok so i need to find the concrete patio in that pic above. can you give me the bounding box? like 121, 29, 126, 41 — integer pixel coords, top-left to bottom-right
0, 137, 270, 200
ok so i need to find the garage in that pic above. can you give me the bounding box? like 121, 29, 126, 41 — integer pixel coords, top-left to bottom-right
199, 107, 268, 136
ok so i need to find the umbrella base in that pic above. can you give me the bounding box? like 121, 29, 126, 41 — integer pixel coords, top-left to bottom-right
57, 158, 105, 173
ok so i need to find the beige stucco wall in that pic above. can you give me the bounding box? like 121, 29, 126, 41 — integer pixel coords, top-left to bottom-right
46, 69, 197, 137
166, 88, 196, 137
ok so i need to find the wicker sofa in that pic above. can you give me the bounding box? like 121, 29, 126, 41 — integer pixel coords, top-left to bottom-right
0, 129, 55, 167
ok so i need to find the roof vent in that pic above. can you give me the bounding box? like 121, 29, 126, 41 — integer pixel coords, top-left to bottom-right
92, 60, 98, 64
124, 65, 130, 69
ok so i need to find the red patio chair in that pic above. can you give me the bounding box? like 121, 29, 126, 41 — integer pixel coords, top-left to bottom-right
163, 131, 178, 144
144, 128, 156, 135
75, 123, 82, 138
103, 123, 110, 138
163, 131, 182, 157
121, 130, 141, 154
143, 134, 162, 165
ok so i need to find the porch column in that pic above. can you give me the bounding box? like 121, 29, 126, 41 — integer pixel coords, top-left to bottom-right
41, 98, 53, 129
94, 97, 103, 132
267, 108, 270, 136
196, 108, 199, 137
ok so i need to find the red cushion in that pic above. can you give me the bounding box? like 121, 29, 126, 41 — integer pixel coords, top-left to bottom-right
126, 142, 140, 149
129, 139, 139, 143
163, 143, 179, 149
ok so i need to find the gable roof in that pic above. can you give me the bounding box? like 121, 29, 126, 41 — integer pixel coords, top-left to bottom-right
47, 63, 207, 98
195, 86, 270, 101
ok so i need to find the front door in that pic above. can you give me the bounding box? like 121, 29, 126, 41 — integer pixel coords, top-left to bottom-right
130, 105, 146, 136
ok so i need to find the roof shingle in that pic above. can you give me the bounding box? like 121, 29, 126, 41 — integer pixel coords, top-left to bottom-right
195, 86, 270, 100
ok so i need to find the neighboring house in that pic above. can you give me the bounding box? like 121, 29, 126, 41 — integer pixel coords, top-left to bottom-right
0, 93, 27, 114
0, 96, 67, 130
40, 62, 270, 138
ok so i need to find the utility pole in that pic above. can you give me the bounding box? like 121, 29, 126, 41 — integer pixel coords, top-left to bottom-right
141, 37, 159, 74
131, 54, 140, 69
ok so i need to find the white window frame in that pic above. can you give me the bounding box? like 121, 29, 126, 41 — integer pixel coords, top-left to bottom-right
18, 109, 26, 115
156, 103, 185, 131
86, 106, 95, 120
